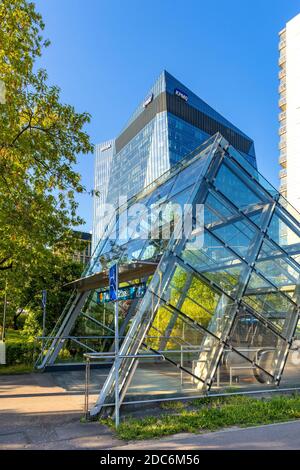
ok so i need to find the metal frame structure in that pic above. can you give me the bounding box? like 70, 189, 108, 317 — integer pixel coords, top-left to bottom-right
36, 134, 300, 421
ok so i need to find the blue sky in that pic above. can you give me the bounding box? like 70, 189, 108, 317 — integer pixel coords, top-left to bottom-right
34, 0, 300, 232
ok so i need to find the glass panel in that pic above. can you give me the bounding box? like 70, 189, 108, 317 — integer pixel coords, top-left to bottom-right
280, 323, 300, 388
205, 190, 258, 259
268, 207, 300, 265
151, 263, 237, 342
229, 309, 288, 380
170, 184, 194, 204
118, 238, 147, 264
147, 303, 206, 351
181, 230, 245, 296
214, 162, 269, 227
168, 156, 208, 199
229, 145, 278, 198
140, 239, 168, 261
210, 350, 271, 391
279, 350, 300, 387
243, 271, 296, 335
256, 239, 300, 302
147, 175, 176, 207
145, 302, 221, 385
278, 195, 300, 226
126, 355, 203, 403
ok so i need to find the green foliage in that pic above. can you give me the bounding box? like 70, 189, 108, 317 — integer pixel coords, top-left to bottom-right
0, 1, 93, 326
160, 400, 189, 411
5, 329, 38, 365
147, 266, 219, 349
21, 309, 42, 339
16, 259, 83, 333
0, 364, 33, 374
105, 394, 300, 440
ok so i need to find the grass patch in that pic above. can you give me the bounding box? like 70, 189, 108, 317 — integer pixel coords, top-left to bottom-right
160, 400, 189, 411
104, 394, 300, 440
0, 364, 34, 375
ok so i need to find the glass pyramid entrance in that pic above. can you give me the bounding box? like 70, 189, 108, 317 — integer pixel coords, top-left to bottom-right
36, 133, 300, 416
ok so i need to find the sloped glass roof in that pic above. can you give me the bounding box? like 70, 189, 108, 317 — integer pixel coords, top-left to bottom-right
37, 133, 300, 416
88, 133, 300, 415
85, 134, 220, 277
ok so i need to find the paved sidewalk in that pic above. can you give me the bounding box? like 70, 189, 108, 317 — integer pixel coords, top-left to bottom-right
1, 372, 300, 450
0, 372, 122, 450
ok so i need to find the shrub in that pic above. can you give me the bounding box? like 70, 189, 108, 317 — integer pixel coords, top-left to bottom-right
5, 331, 39, 365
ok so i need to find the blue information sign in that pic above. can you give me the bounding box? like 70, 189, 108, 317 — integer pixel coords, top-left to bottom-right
98, 282, 146, 304
109, 264, 118, 301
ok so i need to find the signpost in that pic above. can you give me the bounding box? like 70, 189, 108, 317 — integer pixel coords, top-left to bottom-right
1, 278, 7, 342
0, 341, 5, 365
109, 264, 119, 428
0, 278, 7, 364
98, 267, 146, 426
42, 290, 47, 350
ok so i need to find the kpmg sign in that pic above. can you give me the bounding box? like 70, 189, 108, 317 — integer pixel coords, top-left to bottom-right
174, 88, 188, 102
143, 93, 153, 108
101, 143, 112, 152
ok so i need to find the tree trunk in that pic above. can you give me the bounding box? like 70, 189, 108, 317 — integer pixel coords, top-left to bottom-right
13, 314, 19, 330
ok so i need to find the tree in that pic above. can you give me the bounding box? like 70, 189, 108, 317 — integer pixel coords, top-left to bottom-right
0, 1, 94, 327
16, 258, 83, 333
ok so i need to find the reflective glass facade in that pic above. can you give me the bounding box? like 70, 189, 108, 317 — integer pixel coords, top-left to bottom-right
39, 134, 300, 417
92, 71, 257, 250
89, 134, 300, 414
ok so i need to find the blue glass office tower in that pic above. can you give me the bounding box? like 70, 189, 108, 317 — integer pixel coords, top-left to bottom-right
93, 71, 256, 249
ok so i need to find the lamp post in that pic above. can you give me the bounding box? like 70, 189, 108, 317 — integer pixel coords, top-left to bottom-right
1, 278, 7, 342
109, 264, 119, 428
42, 290, 47, 350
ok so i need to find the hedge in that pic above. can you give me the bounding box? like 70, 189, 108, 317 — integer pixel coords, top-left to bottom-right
5, 336, 39, 366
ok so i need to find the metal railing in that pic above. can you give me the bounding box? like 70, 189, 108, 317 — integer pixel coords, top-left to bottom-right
83, 351, 165, 423
34, 334, 123, 368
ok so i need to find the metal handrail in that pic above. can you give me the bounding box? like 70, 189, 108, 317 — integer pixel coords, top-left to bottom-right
84, 351, 165, 419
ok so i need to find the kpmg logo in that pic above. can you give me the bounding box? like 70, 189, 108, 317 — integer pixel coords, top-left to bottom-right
174, 88, 188, 102
101, 143, 112, 152
143, 93, 153, 108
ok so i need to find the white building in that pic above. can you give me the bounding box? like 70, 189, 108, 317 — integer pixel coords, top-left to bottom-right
92, 140, 115, 252
279, 14, 300, 212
